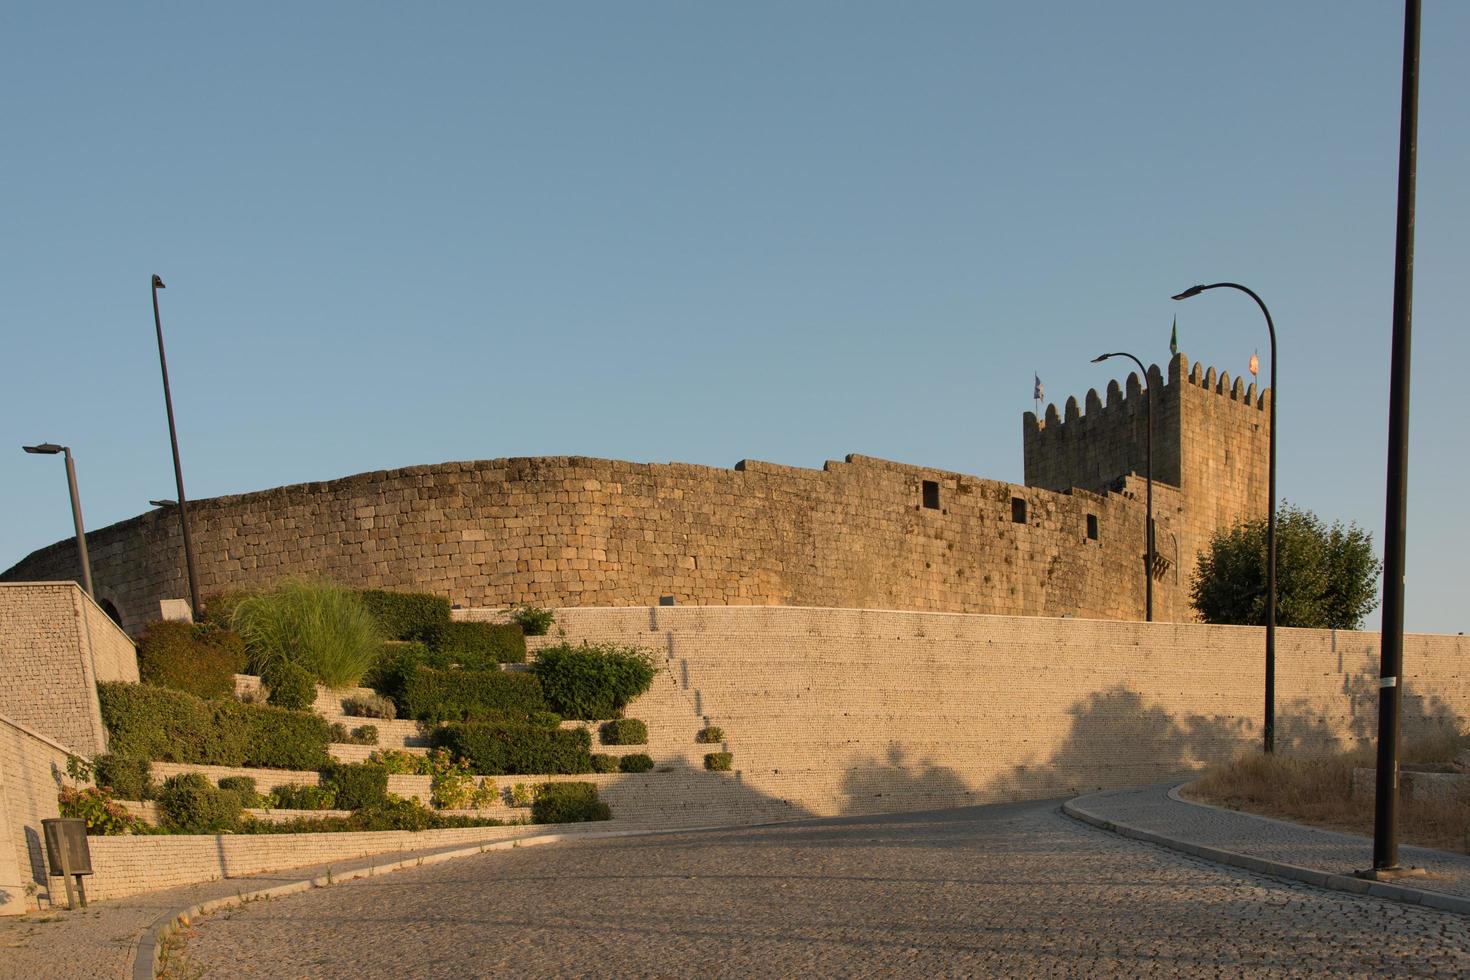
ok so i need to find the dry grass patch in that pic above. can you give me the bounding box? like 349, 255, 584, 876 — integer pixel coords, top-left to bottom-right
1183, 728, 1470, 855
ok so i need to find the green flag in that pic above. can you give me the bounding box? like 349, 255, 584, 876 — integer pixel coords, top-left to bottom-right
1169, 316, 1178, 357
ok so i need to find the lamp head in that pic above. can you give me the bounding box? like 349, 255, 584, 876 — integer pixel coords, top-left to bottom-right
1091, 354, 1112, 364
22, 443, 64, 455
149, 499, 178, 508
152, 275, 165, 289
1171, 284, 1205, 301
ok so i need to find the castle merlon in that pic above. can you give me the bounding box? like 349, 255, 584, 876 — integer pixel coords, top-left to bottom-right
1023, 352, 1270, 432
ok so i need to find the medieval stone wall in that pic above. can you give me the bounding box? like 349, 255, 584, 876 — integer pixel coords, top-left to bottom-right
3, 455, 1188, 634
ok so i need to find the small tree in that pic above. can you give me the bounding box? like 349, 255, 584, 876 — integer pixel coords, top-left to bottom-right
1191, 503, 1381, 630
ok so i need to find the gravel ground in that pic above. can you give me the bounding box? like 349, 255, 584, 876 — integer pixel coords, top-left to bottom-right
173, 799, 1470, 978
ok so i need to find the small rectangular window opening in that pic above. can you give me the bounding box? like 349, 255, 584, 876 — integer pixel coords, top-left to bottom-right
1086, 514, 1099, 540
1011, 497, 1027, 524
922, 480, 940, 510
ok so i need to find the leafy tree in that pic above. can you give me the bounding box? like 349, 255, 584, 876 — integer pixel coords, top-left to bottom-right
1191, 503, 1381, 630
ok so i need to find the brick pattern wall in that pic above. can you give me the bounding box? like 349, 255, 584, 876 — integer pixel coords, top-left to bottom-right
0, 715, 71, 914
3, 453, 1193, 633
0, 583, 125, 756
541, 606, 1470, 818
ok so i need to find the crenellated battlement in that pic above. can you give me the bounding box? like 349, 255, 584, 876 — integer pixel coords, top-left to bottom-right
1024, 354, 1268, 438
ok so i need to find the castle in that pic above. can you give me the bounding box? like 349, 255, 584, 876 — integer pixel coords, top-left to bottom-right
2, 353, 1268, 634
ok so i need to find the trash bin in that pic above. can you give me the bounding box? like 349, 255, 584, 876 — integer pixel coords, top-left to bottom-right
41, 817, 92, 909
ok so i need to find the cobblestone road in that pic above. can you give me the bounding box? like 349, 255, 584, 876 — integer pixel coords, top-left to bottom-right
176, 801, 1470, 977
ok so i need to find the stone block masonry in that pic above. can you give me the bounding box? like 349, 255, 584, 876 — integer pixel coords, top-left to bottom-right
0, 582, 137, 757
533, 606, 1469, 819
4, 455, 1192, 634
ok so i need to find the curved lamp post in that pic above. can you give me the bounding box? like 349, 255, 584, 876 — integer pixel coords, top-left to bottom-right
1092, 352, 1154, 622
22, 443, 94, 598
1172, 282, 1277, 754
151, 275, 203, 618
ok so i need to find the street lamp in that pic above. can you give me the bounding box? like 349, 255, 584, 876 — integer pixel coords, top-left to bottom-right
151, 275, 203, 618
1172, 282, 1278, 754
22, 443, 95, 598
1092, 352, 1154, 622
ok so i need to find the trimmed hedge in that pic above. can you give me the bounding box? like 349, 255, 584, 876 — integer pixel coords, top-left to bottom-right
618, 753, 654, 774
269, 784, 338, 810
704, 752, 733, 772
430, 723, 592, 776
322, 762, 389, 810
427, 621, 527, 668
93, 754, 153, 801
600, 719, 648, 745
263, 660, 316, 711
532, 643, 657, 720
532, 782, 610, 824
217, 775, 264, 808
362, 642, 429, 705
136, 620, 246, 700
697, 726, 725, 744
98, 682, 333, 770
358, 590, 451, 642
249, 797, 507, 833
157, 773, 243, 834
400, 668, 550, 724
590, 753, 619, 774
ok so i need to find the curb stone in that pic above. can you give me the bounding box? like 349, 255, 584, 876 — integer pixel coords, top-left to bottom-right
133, 823, 716, 979
1063, 783, 1470, 918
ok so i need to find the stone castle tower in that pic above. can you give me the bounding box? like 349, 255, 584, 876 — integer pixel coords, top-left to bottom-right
1022, 352, 1271, 605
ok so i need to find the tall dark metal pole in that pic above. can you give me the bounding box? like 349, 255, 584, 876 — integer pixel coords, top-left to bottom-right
1172, 281, 1277, 753
60, 447, 95, 600
151, 275, 203, 618
1093, 352, 1153, 621
23, 443, 94, 599
1373, 0, 1420, 874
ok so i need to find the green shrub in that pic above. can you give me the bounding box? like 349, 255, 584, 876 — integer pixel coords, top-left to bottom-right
350, 725, 379, 746
231, 578, 383, 687
362, 642, 429, 706
342, 692, 396, 720
247, 800, 510, 834
217, 775, 264, 808
532, 782, 610, 823
263, 660, 316, 711
58, 785, 148, 835
600, 719, 648, 745
430, 722, 592, 776
93, 754, 154, 801
269, 783, 338, 811
157, 773, 243, 834
532, 643, 657, 720
509, 783, 533, 807
618, 753, 654, 774
98, 682, 332, 771
704, 752, 733, 772
365, 749, 428, 775
322, 762, 389, 810
697, 726, 725, 744
427, 749, 475, 809
136, 620, 247, 700
358, 590, 451, 642
590, 753, 619, 774
401, 668, 550, 724
427, 621, 527, 667
199, 591, 251, 630
509, 605, 555, 637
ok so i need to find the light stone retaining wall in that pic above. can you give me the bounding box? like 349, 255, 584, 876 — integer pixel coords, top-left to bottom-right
0, 714, 72, 915
0, 582, 136, 756
537, 605, 1470, 818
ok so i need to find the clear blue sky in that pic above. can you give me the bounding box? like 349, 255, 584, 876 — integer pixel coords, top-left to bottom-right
3, 2, 1466, 633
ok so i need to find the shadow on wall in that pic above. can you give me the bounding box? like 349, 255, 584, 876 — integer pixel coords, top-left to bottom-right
831, 673, 1467, 819
1275, 670, 1464, 755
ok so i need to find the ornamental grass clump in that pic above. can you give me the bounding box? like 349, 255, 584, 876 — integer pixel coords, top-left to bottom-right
231, 578, 383, 688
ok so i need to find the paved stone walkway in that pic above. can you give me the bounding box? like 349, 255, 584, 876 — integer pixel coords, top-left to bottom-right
0, 823, 581, 980
173, 800, 1470, 977
1076, 783, 1470, 900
